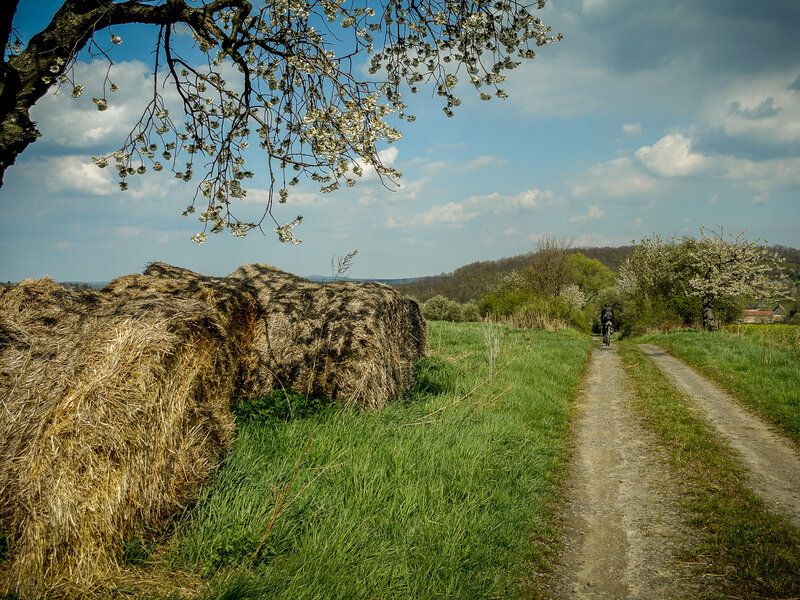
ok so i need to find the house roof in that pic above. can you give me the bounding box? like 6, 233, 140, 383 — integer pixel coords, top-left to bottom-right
742, 310, 774, 317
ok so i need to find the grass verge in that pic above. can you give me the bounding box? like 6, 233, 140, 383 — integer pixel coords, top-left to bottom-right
133, 321, 591, 599
619, 342, 800, 599
633, 329, 800, 442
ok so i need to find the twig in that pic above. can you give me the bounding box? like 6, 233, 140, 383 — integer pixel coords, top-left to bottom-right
251, 433, 314, 563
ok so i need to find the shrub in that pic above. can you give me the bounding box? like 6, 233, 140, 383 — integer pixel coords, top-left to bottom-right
423, 295, 465, 322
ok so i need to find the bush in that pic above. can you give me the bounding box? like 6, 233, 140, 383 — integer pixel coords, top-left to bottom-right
421, 295, 482, 322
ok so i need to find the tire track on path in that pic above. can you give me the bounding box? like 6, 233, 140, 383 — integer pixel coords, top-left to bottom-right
548, 342, 697, 600
638, 343, 800, 529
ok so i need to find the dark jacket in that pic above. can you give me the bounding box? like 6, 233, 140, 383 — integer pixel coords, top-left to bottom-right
601, 306, 614, 323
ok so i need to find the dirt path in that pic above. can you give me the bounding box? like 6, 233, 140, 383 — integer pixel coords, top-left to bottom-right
638, 344, 800, 529
547, 342, 699, 599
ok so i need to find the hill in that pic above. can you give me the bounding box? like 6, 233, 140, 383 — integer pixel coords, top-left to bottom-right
392, 246, 635, 302
392, 244, 800, 303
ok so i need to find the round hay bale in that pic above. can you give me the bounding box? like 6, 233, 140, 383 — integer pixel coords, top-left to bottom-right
0, 279, 252, 597
227, 263, 426, 409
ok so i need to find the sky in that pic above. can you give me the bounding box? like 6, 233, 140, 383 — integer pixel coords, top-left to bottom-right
2, 0, 799, 282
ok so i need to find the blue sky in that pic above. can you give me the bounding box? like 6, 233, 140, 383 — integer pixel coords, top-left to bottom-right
2, 0, 799, 282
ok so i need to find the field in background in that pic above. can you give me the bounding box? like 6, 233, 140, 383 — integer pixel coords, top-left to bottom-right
133, 322, 591, 599
723, 323, 800, 352
633, 326, 800, 442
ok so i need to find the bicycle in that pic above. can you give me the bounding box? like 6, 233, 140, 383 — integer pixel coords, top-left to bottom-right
602, 321, 613, 346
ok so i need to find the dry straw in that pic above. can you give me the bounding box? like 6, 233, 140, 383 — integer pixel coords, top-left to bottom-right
226, 263, 426, 409
0, 262, 425, 597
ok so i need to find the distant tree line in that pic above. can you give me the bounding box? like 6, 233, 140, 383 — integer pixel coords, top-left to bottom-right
393, 245, 634, 303
403, 234, 797, 334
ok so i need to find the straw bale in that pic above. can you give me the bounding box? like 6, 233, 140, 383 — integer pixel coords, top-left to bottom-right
227, 263, 426, 409
0, 278, 251, 597
0, 261, 425, 596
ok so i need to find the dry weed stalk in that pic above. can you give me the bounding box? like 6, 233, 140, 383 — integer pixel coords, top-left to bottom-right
406, 358, 516, 426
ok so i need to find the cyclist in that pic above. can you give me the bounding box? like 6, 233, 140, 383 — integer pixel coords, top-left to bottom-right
600, 303, 614, 344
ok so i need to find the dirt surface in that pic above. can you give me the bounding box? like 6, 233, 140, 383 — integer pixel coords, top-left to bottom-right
547, 342, 699, 600
638, 343, 800, 529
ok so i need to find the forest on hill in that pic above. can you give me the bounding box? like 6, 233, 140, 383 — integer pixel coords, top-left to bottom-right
393, 244, 800, 304
392, 246, 635, 302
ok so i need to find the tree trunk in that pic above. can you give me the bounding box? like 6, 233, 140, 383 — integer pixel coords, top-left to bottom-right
702, 296, 718, 331
0, 0, 181, 187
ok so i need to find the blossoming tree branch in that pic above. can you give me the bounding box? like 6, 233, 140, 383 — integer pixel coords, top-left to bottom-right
0, 0, 560, 242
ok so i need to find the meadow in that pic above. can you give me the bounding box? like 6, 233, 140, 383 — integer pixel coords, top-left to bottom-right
130, 321, 591, 599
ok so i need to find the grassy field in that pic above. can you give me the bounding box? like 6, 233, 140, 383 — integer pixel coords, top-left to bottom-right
130, 321, 591, 599
633, 326, 800, 442
723, 322, 800, 352
619, 342, 800, 599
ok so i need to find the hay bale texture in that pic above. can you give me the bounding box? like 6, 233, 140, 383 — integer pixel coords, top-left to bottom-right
226, 263, 426, 409
0, 277, 257, 597
0, 262, 425, 597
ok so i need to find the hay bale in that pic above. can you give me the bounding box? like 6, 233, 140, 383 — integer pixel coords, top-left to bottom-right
227, 263, 426, 409
0, 261, 425, 596
0, 278, 253, 597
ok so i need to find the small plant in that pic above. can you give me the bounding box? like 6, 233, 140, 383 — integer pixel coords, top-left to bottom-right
330, 249, 358, 282
232, 389, 334, 424
483, 320, 502, 382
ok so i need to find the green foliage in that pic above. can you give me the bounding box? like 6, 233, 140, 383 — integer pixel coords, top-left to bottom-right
615, 228, 787, 334
567, 252, 616, 300
479, 270, 589, 331
421, 295, 482, 322
232, 389, 335, 424
392, 246, 633, 303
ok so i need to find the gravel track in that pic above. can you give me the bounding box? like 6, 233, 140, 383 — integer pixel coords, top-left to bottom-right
546, 340, 800, 599
638, 343, 800, 529
547, 342, 698, 599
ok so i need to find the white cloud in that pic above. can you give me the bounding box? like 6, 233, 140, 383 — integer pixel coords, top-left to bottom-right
48, 155, 116, 195
504, 227, 518, 235
753, 191, 770, 205
634, 134, 708, 177
386, 200, 479, 228
466, 188, 556, 212
240, 187, 328, 208
386, 187, 556, 229
622, 122, 643, 138
115, 226, 142, 238
571, 156, 658, 198
464, 155, 509, 170
31, 60, 163, 149
705, 71, 800, 145
568, 204, 604, 222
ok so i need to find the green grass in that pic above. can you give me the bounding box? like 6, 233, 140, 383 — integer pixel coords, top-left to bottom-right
723, 322, 800, 352
633, 328, 800, 442
141, 322, 591, 599
619, 342, 800, 599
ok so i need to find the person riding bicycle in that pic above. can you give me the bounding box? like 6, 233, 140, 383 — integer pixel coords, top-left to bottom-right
600, 303, 614, 339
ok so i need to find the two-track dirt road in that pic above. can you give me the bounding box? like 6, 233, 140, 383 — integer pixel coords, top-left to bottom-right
545, 340, 800, 599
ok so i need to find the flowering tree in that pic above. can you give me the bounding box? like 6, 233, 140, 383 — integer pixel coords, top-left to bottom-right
0, 0, 560, 242
682, 226, 789, 331
618, 228, 790, 331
